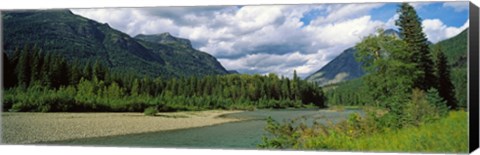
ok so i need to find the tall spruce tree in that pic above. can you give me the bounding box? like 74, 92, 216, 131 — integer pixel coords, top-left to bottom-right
395, 3, 436, 90
30, 47, 43, 84
16, 45, 32, 87
433, 46, 457, 109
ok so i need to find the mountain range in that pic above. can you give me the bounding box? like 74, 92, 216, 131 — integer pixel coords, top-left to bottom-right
2, 10, 229, 78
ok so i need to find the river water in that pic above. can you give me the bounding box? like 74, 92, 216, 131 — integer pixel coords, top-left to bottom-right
45, 109, 362, 149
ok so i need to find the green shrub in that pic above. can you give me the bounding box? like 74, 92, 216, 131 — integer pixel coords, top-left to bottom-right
426, 88, 449, 117
144, 107, 158, 116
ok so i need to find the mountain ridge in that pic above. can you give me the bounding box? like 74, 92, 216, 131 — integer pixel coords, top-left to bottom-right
2, 10, 229, 78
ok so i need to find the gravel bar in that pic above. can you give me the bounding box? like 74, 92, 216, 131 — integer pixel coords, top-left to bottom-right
1, 110, 243, 144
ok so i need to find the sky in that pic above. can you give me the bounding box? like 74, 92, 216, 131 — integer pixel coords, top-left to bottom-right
71, 1, 469, 78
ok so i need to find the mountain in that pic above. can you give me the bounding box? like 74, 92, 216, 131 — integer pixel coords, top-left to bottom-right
135, 33, 192, 48
133, 33, 229, 77
2, 10, 228, 78
305, 48, 364, 86
227, 70, 240, 74
306, 30, 401, 86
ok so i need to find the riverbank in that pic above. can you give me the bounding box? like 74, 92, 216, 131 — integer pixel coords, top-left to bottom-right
1, 110, 243, 144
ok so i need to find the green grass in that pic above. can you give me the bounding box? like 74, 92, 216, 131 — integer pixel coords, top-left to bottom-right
303, 111, 468, 153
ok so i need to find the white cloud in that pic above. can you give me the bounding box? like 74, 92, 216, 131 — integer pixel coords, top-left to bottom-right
71, 3, 468, 78
443, 1, 469, 12
71, 4, 387, 78
422, 18, 469, 43
384, 13, 399, 30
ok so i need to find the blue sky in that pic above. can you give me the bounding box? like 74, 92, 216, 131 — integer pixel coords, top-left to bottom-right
72, 2, 469, 78
300, 2, 468, 29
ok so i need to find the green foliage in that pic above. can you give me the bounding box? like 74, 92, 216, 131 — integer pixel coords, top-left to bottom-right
258, 117, 299, 149
433, 28, 468, 68
259, 107, 467, 153
426, 88, 449, 117
3, 47, 325, 112
324, 79, 370, 106
144, 107, 158, 116
432, 46, 457, 109
451, 68, 467, 108
402, 89, 439, 126
355, 29, 417, 109
396, 3, 436, 90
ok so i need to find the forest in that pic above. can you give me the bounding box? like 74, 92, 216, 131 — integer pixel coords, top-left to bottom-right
258, 3, 467, 152
2, 46, 325, 112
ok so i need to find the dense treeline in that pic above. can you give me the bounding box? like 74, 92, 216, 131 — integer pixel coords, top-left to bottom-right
3, 46, 325, 112
324, 79, 369, 106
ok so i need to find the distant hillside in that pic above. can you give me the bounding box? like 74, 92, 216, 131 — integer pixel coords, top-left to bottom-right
2, 10, 228, 78
305, 48, 364, 86
433, 28, 468, 68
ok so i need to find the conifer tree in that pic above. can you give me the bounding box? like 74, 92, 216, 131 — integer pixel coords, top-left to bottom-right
69, 60, 82, 85
395, 3, 436, 90
3, 52, 15, 88
433, 46, 456, 109
30, 47, 43, 84
93, 60, 106, 81
40, 52, 53, 87
16, 46, 31, 87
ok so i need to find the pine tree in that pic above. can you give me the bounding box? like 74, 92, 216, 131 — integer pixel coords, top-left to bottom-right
433, 46, 457, 109
395, 3, 436, 90
83, 61, 93, 80
69, 60, 82, 85
292, 70, 300, 100
16, 46, 32, 87
50, 55, 70, 88
93, 60, 106, 81
30, 47, 43, 84
3, 52, 15, 88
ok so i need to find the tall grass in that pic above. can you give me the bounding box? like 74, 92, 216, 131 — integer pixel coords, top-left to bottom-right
302, 111, 468, 153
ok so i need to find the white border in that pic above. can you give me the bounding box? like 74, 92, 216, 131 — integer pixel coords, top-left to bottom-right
0, 0, 478, 155
0, 0, 476, 10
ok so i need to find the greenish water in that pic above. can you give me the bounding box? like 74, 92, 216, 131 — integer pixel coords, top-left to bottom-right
43, 109, 362, 149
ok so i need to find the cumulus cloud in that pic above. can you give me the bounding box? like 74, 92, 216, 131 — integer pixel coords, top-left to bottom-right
71, 3, 468, 78
422, 19, 469, 43
443, 1, 469, 12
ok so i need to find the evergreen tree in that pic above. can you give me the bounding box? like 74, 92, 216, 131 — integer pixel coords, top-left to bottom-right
433, 46, 457, 109
51, 55, 70, 88
395, 3, 436, 90
3, 52, 15, 88
16, 46, 32, 87
30, 47, 43, 84
69, 60, 82, 85
355, 29, 416, 108
40, 52, 53, 87
93, 60, 107, 81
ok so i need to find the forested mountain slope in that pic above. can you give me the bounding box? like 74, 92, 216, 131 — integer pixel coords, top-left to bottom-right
2, 10, 228, 78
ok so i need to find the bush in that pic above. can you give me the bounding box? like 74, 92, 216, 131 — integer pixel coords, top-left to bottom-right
144, 107, 158, 116
426, 88, 449, 117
